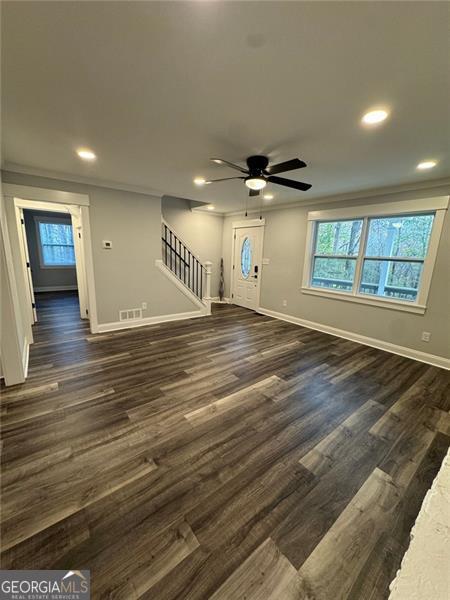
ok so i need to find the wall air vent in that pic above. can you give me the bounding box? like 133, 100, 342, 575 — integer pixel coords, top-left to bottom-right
119, 308, 142, 321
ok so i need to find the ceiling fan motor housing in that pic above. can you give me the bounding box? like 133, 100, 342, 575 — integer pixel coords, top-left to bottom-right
246, 155, 269, 176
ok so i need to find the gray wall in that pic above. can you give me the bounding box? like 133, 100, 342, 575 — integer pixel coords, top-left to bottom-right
2, 171, 198, 325
3, 170, 448, 360
162, 196, 224, 297
24, 209, 78, 291
223, 190, 450, 360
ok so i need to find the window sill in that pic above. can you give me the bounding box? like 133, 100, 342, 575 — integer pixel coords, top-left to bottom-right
301, 286, 426, 314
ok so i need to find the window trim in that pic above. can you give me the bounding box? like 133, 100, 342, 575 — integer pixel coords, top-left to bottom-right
35, 215, 76, 269
302, 198, 448, 314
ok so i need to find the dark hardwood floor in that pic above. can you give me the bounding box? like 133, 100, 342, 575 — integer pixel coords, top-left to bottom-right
1, 291, 449, 599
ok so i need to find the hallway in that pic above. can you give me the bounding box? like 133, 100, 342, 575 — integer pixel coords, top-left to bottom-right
1, 297, 449, 599
32, 291, 89, 345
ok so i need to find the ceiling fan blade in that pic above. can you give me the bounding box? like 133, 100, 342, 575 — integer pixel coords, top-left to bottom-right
205, 177, 245, 184
210, 158, 248, 173
249, 189, 260, 197
267, 175, 312, 191
265, 158, 306, 175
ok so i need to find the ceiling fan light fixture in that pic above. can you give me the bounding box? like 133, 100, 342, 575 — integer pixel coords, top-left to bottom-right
245, 177, 267, 190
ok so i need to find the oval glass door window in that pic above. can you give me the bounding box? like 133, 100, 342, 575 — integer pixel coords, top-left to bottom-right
241, 237, 252, 279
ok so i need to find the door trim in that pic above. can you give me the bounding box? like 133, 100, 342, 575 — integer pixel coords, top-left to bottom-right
15, 206, 37, 324
231, 220, 265, 310
9, 196, 98, 335
232, 218, 265, 228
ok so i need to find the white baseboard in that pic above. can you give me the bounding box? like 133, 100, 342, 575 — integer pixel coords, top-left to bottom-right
34, 285, 78, 292
211, 297, 231, 304
22, 340, 30, 378
257, 306, 450, 370
97, 310, 205, 333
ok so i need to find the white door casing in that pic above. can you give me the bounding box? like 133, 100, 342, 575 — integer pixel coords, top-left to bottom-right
12, 197, 92, 325
231, 221, 264, 310
69, 207, 89, 319
15, 207, 37, 323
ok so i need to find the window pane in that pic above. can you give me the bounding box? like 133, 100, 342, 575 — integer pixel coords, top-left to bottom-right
39, 222, 74, 246
311, 257, 356, 291
42, 245, 76, 266
359, 259, 423, 301
39, 221, 75, 266
315, 220, 363, 256
365, 214, 434, 259
240, 237, 252, 279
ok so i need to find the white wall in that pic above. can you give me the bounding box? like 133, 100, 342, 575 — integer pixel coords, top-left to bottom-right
162, 196, 224, 297
2, 171, 199, 326
222, 188, 450, 360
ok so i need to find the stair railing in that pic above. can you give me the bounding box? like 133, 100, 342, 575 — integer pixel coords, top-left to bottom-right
161, 221, 210, 302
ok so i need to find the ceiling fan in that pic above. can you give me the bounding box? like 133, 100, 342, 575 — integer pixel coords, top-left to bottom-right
200, 155, 311, 196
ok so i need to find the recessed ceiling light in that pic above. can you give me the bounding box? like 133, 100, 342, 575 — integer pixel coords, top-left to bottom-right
194, 177, 206, 186
361, 109, 389, 125
207, 205, 215, 210
77, 148, 96, 161
416, 160, 437, 170
263, 193, 274, 200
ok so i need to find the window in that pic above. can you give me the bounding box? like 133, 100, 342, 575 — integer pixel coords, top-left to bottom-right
359, 214, 434, 302
241, 237, 252, 279
36, 217, 76, 267
311, 219, 363, 291
302, 198, 448, 313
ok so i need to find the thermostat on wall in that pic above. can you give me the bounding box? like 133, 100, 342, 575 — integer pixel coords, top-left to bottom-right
102, 240, 112, 249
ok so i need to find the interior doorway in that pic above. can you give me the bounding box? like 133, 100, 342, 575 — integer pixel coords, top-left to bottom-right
14, 199, 90, 325
231, 220, 264, 311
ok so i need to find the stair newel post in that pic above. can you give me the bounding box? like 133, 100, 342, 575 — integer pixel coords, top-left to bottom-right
203, 261, 213, 316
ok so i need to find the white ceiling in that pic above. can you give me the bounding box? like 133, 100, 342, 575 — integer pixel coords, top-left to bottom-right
2, 1, 449, 213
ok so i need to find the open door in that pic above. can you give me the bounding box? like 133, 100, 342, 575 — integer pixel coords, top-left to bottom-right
17, 207, 37, 322
70, 207, 89, 319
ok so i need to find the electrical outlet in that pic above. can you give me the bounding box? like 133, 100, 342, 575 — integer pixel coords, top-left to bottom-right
282, 299, 287, 307
421, 331, 431, 342
142, 302, 147, 310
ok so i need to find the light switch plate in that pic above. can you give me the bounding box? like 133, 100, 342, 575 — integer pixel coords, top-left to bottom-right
102, 240, 112, 249
262, 258, 270, 265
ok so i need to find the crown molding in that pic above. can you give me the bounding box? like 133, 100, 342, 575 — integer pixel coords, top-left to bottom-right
217, 177, 450, 217
3, 162, 449, 216
1, 162, 165, 198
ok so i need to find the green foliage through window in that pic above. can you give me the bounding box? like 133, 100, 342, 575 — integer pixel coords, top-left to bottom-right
310, 213, 435, 302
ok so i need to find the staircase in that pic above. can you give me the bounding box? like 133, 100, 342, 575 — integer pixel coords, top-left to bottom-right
160, 221, 212, 312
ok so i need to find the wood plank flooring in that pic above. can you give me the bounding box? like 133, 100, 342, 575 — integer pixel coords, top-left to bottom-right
1, 291, 449, 599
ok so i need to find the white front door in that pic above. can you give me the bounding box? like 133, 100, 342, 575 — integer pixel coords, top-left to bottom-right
232, 225, 264, 310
